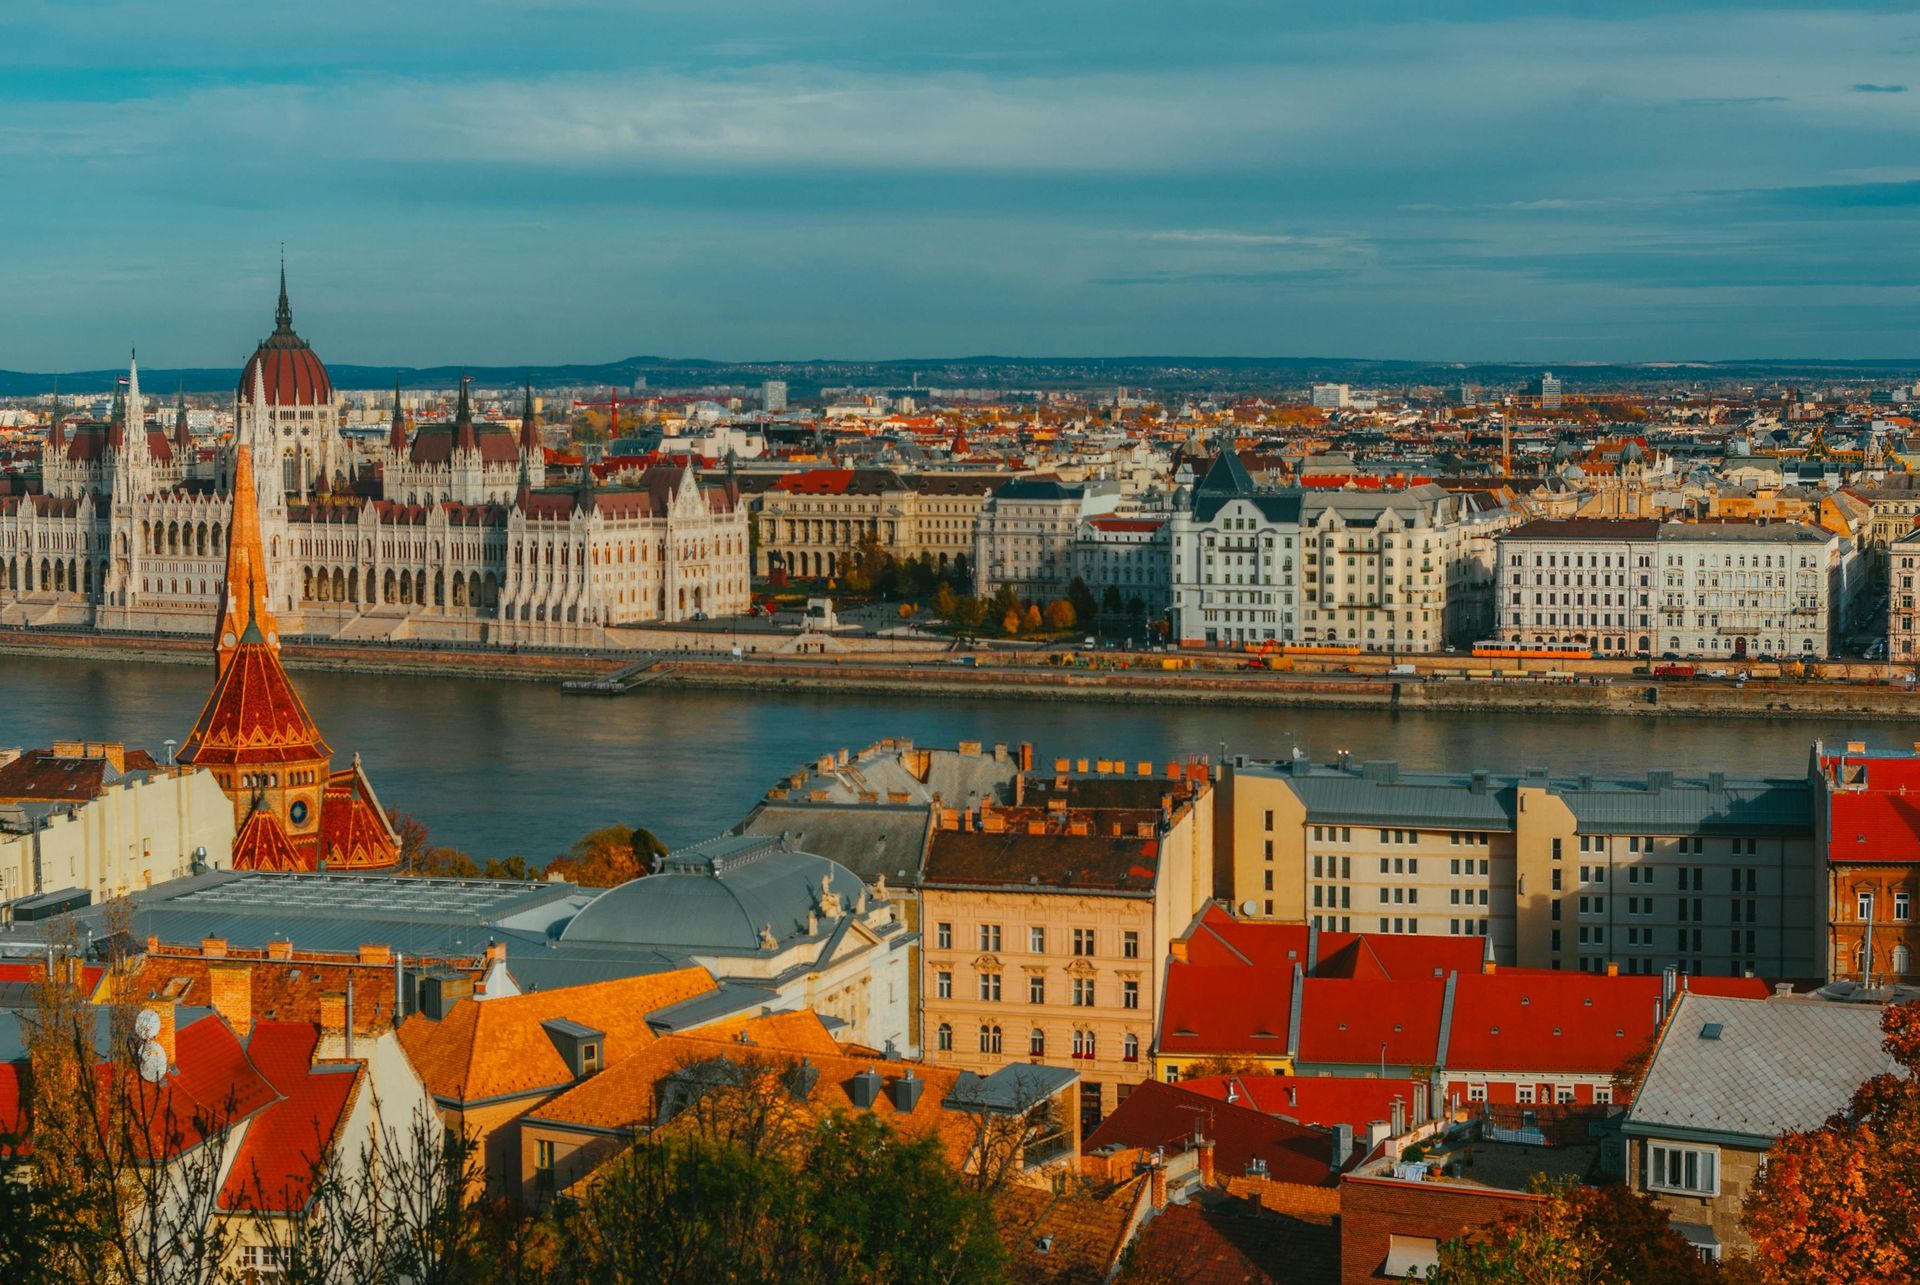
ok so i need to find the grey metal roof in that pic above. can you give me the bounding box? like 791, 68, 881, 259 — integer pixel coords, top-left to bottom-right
559, 836, 868, 954
737, 803, 931, 885
645, 982, 786, 1033
1239, 762, 1517, 829
1625, 993, 1895, 1143
1559, 779, 1812, 836
943, 1063, 1079, 1113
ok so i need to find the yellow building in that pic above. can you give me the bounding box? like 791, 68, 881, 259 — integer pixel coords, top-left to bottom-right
918, 764, 1213, 1130
753, 468, 1007, 579
1216, 757, 1820, 979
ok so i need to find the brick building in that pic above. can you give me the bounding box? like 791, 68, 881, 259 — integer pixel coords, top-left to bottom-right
1814, 741, 1920, 984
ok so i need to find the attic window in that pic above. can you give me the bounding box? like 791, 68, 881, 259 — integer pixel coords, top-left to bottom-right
1520, 996, 1530, 1005
1489, 1026, 1499, 1036
582, 1041, 603, 1072
1553, 1028, 1562, 1037
1699, 1023, 1723, 1041
1338, 1022, 1348, 1031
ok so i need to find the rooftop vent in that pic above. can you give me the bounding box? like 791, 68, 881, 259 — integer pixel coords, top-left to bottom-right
849, 1066, 883, 1109
890, 1068, 925, 1113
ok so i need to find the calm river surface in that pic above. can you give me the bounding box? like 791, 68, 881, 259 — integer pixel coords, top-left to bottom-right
3, 654, 1914, 859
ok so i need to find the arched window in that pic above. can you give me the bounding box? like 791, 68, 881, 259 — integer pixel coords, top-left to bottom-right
936, 1023, 952, 1052
1123, 1033, 1140, 1062
978, 1024, 1002, 1054
1029, 1028, 1045, 1057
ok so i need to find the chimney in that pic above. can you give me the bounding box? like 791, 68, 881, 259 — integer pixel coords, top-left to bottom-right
889, 1069, 925, 1113
1605, 961, 1619, 977
1196, 1135, 1216, 1187
201, 937, 228, 959
1019, 743, 1033, 772
152, 1000, 177, 1064
358, 943, 392, 966
1366, 1120, 1391, 1149
1169, 937, 1189, 963
1391, 1097, 1407, 1136
485, 942, 507, 965
1331, 1122, 1354, 1172
1149, 1154, 1168, 1210
267, 939, 293, 961
207, 962, 252, 1038
1138, 761, 1153, 777
1481, 958, 1496, 975
319, 990, 347, 1044
849, 1067, 883, 1109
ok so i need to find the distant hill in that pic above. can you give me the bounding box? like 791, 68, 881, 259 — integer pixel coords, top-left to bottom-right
3, 354, 1918, 398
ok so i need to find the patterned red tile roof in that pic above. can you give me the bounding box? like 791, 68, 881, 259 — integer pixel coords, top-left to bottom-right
177, 641, 331, 767
1180, 1074, 1428, 1136
217, 1022, 360, 1214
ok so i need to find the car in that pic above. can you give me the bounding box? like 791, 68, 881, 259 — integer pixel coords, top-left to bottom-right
1661, 652, 1680, 661
1706, 668, 1729, 679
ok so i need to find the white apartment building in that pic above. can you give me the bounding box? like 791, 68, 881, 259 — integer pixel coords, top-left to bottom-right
1889, 529, 1920, 663
973, 477, 1121, 600
1168, 452, 1302, 647
1070, 515, 1171, 616
1298, 485, 1488, 654
1656, 522, 1852, 659
1311, 384, 1351, 410
1495, 518, 1662, 653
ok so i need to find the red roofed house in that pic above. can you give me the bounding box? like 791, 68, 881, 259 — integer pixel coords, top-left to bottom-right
1815, 741, 1920, 984
1338, 1173, 1542, 1284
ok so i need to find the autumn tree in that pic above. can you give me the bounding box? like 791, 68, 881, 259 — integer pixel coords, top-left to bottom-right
1001, 610, 1022, 636
1066, 577, 1099, 625
1741, 1000, 1920, 1283
1431, 1179, 1720, 1284
1021, 603, 1043, 633
1043, 598, 1076, 631
546, 823, 667, 888
933, 584, 959, 621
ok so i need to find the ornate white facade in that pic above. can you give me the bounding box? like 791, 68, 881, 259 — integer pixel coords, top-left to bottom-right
0, 279, 750, 648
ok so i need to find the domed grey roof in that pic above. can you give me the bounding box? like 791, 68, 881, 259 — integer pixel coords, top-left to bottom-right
559, 834, 868, 953
1620, 440, 1644, 463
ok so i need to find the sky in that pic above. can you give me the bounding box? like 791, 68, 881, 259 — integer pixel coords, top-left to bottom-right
5, 1, 1920, 368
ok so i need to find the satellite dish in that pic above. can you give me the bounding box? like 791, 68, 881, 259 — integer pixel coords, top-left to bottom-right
1239, 900, 1259, 916
133, 1008, 162, 1041
137, 1039, 168, 1083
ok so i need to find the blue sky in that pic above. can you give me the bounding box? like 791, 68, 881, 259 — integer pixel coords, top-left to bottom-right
5, 1, 1920, 367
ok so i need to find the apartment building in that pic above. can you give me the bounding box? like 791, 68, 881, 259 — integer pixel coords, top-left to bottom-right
973, 476, 1122, 600
0, 743, 234, 907
753, 468, 1006, 579
1217, 756, 1820, 978
1813, 741, 1920, 985
1071, 515, 1172, 617
1655, 521, 1854, 659
1297, 485, 1484, 654
1888, 528, 1920, 662
1168, 451, 1302, 647
918, 764, 1212, 1131
1494, 517, 1661, 653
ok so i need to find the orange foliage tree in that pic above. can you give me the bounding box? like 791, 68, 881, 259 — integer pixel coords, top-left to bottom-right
1742, 1000, 1920, 1283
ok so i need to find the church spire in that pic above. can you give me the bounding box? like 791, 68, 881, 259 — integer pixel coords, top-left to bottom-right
389, 377, 408, 452
175, 382, 191, 449
275, 254, 293, 333
520, 377, 538, 451
454, 375, 477, 452
47, 378, 63, 449
215, 443, 279, 674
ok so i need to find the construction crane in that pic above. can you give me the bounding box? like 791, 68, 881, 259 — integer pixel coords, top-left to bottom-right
573, 389, 628, 439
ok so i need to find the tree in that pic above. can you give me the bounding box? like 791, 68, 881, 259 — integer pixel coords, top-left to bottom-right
933, 584, 959, 621
1176, 1054, 1267, 1080
546, 824, 655, 888
1742, 1000, 1920, 1283
1021, 603, 1043, 633
1066, 577, 1099, 625
1001, 610, 1022, 636
1044, 599, 1075, 631
1431, 1179, 1721, 1284
1101, 584, 1124, 617
954, 595, 985, 630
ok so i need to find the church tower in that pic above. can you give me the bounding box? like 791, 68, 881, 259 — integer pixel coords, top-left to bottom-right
177, 444, 399, 871
449, 376, 485, 505
518, 378, 546, 491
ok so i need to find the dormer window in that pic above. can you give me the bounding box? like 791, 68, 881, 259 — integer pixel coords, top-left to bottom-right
542, 1018, 607, 1078
581, 1042, 602, 1073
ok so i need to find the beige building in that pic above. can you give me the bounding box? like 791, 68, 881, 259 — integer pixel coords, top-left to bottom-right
753, 468, 1006, 579
1217, 757, 1819, 978
1888, 528, 1920, 662
0, 743, 234, 908
918, 764, 1213, 1130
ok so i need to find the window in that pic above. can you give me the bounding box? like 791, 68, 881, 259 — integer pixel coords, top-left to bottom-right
1556, 1085, 1576, 1105
979, 924, 1001, 952
1264, 809, 1274, 831
1517, 1084, 1536, 1104
1123, 1033, 1140, 1061
536, 1138, 556, 1174
1029, 926, 1046, 953
1594, 1085, 1613, 1105
240, 1246, 289, 1277
1028, 975, 1045, 1004
1860, 891, 1876, 921
1648, 1143, 1719, 1196
1072, 1029, 1097, 1059
937, 1022, 953, 1052
1072, 978, 1095, 1007
936, 922, 952, 950
937, 970, 952, 1000
1029, 1028, 1046, 1056
1122, 980, 1140, 1010
979, 1024, 1003, 1054
1123, 930, 1140, 959
1898, 893, 1912, 921
978, 973, 1002, 1002
1073, 928, 1096, 956
1467, 1083, 1487, 1103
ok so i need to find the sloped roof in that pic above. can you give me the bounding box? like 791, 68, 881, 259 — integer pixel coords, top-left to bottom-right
1158, 964, 1294, 1058
1181, 1074, 1430, 1136
1297, 978, 1446, 1068
177, 646, 331, 768
993, 1175, 1147, 1284
922, 827, 1161, 894
1121, 1202, 1337, 1285
736, 804, 932, 885
231, 809, 311, 873
396, 968, 716, 1103
216, 1021, 361, 1214
1084, 1079, 1342, 1188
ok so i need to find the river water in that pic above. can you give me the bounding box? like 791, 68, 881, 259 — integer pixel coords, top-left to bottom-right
2, 654, 1912, 860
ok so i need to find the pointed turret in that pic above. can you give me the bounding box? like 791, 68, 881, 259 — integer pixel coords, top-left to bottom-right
519, 378, 538, 452
174, 382, 192, 450
214, 444, 278, 673
108, 379, 127, 446
454, 376, 477, 453
275, 258, 293, 333
574, 459, 599, 514
389, 377, 408, 452
124, 351, 145, 460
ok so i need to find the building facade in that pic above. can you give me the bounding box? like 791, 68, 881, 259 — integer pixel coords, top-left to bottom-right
1654, 521, 1852, 659
973, 476, 1122, 601
1494, 518, 1661, 653
1814, 742, 1920, 985
1888, 528, 1920, 662
1218, 756, 1821, 978
753, 468, 1002, 580
1071, 515, 1172, 618
1168, 452, 1302, 648
0, 278, 749, 649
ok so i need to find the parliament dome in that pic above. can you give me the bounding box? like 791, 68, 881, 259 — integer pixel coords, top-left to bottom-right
238, 267, 333, 406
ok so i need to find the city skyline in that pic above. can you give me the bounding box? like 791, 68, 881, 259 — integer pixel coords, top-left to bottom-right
6, 2, 1920, 368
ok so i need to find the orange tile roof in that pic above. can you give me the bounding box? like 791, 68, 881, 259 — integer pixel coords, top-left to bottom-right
397, 969, 716, 1103
994, 1176, 1146, 1282
125, 950, 424, 1034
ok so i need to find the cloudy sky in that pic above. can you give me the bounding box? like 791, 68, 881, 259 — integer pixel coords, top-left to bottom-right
5, 1, 1920, 367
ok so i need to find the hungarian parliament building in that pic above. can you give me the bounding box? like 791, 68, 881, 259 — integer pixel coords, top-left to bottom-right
0, 276, 750, 648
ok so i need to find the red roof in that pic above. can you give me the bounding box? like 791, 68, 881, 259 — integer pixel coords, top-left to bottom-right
217, 1022, 360, 1214
177, 640, 331, 767
1158, 963, 1294, 1058
1085, 517, 1166, 533
1296, 977, 1446, 1068
232, 809, 312, 872
1083, 1079, 1344, 1187
241, 341, 332, 406
1822, 751, 1920, 865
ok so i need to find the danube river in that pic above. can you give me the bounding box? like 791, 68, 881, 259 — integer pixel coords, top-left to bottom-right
2, 654, 1912, 860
